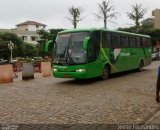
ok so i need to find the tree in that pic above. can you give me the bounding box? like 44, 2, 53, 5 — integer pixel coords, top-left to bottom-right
0, 32, 40, 59
0, 40, 10, 59
127, 3, 146, 30
0, 32, 23, 46
118, 26, 138, 33
66, 6, 83, 28
23, 43, 38, 57
94, 0, 118, 28
37, 29, 50, 45
141, 18, 154, 28
37, 29, 63, 57
0, 32, 24, 60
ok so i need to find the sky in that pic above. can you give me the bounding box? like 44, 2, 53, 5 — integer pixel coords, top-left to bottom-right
0, 0, 159, 30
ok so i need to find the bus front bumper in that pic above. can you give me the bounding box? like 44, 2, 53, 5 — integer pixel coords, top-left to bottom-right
52, 69, 88, 79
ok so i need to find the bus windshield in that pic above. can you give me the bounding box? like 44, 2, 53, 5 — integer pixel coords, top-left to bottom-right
53, 32, 89, 65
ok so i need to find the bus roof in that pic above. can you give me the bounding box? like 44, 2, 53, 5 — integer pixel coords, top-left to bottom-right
58, 28, 97, 33
58, 28, 151, 38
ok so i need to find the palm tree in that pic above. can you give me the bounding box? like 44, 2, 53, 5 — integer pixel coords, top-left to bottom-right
66, 6, 83, 28
94, 0, 118, 28
127, 3, 147, 29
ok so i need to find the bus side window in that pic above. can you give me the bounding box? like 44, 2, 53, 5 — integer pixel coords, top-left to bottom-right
112, 33, 121, 48
121, 34, 129, 48
88, 31, 100, 62
102, 32, 111, 48
102, 32, 107, 48
146, 38, 151, 47
129, 35, 136, 48
136, 36, 141, 48
148, 38, 151, 47
107, 33, 112, 47
142, 37, 148, 48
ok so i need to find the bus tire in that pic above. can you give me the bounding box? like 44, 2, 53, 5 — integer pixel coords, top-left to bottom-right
139, 60, 144, 72
101, 65, 109, 80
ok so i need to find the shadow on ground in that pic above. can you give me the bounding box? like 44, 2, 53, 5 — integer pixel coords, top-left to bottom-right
55, 69, 150, 86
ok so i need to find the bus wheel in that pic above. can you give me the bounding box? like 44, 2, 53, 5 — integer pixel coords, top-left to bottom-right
139, 61, 144, 72
102, 66, 109, 80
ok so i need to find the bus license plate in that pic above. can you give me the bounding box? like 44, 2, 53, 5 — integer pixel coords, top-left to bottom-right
64, 74, 70, 78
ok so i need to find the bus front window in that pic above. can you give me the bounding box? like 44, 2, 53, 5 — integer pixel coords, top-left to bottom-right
68, 32, 89, 64
54, 32, 89, 65
54, 33, 70, 57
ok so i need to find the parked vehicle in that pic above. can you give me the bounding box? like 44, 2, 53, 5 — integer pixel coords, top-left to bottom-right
152, 52, 160, 61
0, 58, 8, 65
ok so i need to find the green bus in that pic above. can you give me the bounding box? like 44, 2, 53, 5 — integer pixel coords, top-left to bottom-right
45, 28, 152, 79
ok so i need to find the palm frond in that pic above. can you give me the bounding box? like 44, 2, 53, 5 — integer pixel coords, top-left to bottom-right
65, 17, 73, 22
93, 13, 103, 21
66, 6, 84, 28
95, 0, 118, 28
127, 3, 147, 27
107, 20, 117, 24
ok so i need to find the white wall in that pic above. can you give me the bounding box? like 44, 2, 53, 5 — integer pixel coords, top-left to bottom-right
36, 25, 45, 30
17, 25, 28, 30
28, 25, 36, 31
18, 34, 39, 45
17, 25, 45, 31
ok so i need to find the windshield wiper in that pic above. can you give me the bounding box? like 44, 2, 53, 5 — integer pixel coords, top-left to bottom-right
65, 48, 75, 65
57, 47, 67, 64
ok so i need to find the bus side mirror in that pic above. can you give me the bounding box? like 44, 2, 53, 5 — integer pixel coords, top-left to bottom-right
83, 37, 90, 50
45, 40, 53, 53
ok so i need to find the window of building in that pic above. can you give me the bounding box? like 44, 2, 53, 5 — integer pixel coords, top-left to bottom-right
22, 36, 27, 41
31, 36, 36, 41
36, 25, 39, 28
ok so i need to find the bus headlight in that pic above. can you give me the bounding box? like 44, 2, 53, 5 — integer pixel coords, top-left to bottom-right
76, 69, 86, 72
53, 68, 58, 72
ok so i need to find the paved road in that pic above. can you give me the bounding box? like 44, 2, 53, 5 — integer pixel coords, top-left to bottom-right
0, 61, 160, 125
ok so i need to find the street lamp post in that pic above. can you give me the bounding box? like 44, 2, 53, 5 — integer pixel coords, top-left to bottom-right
8, 41, 14, 63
